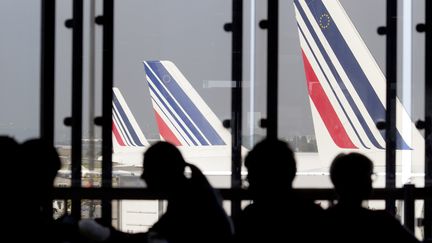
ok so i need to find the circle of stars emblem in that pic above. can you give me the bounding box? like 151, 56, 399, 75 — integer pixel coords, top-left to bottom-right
319, 13, 331, 29
163, 74, 171, 84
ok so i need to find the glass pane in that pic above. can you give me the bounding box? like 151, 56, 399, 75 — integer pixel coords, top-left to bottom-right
0, 0, 40, 141
54, 0, 72, 187
406, 0, 425, 189
408, 2, 426, 240
112, 0, 232, 228
278, 1, 426, 239
279, 0, 394, 188
54, 1, 104, 188
112, 0, 232, 188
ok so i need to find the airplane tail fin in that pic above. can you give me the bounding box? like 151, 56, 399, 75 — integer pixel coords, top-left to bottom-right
143, 60, 231, 147
112, 87, 149, 153
293, 0, 424, 172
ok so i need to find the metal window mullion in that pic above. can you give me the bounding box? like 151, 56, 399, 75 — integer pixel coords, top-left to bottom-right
231, 0, 243, 220
71, 0, 84, 220
101, 0, 114, 223
40, 0, 56, 146
423, 0, 432, 239
266, 0, 278, 139
385, 0, 398, 216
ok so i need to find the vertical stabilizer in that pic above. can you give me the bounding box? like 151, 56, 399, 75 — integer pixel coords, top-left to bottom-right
143, 60, 232, 147
112, 87, 149, 154
293, 0, 424, 177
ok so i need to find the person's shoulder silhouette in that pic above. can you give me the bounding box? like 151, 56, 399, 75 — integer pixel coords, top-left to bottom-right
0, 135, 18, 151
20, 138, 78, 243
106, 141, 233, 243
325, 152, 420, 243
1, 136, 22, 237
0, 136, 19, 179
21, 138, 61, 200
0, 136, 19, 181
235, 138, 323, 243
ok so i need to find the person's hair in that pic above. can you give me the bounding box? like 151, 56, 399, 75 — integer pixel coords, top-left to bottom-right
21, 138, 61, 186
0, 136, 18, 159
330, 152, 373, 187
329, 152, 374, 201
0, 136, 19, 176
143, 141, 186, 177
245, 138, 296, 184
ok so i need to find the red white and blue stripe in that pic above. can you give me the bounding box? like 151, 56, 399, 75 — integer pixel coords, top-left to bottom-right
144, 61, 227, 146
294, 0, 411, 150
112, 87, 148, 148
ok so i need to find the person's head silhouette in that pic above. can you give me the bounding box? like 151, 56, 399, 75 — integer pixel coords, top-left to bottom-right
244, 138, 296, 199
1, 136, 19, 189
0, 136, 18, 148
0, 136, 18, 162
330, 152, 374, 206
21, 138, 62, 199
141, 141, 187, 192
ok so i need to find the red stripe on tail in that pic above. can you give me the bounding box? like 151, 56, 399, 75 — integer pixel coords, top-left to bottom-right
154, 110, 182, 146
112, 122, 126, 146
301, 50, 357, 149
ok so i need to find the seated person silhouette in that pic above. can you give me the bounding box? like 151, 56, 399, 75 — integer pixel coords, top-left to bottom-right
20, 138, 79, 243
21, 139, 62, 219
325, 152, 420, 243
1, 136, 24, 240
235, 138, 323, 243
81, 141, 233, 243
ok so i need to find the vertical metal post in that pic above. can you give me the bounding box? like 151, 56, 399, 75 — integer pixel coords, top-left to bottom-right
385, 0, 398, 216
70, 0, 84, 220
423, 0, 432, 238
40, 0, 56, 146
101, 0, 114, 224
231, 0, 243, 220
266, 0, 278, 139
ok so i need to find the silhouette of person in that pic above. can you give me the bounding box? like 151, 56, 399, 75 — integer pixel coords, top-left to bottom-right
21, 139, 61, 218
235, 138, 323, 243
20, 138, 78, 243
87, 141, 233, 243
1, 136, 23, 240
325, 152, 420, 243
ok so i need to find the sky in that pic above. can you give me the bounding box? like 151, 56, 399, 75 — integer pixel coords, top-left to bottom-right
0, 0, 426, 144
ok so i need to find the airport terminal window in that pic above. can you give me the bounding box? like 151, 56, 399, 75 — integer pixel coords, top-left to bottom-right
277, 1, 428, 237
277, 0, 426, 190
2, 0, 430, 241
112, 0, 233, 189
110, 0, 233, 231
